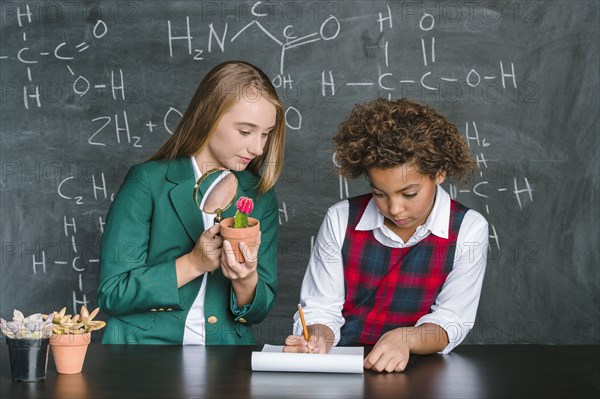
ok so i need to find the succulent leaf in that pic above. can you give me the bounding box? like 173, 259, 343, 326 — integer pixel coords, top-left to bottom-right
46, 306, 105, 334
88, 307, 100, 321
13, 310, 24, 321
2, 310, 57, 339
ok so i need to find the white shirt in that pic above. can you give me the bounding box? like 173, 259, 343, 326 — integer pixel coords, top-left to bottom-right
293, 185, 489, 354
183, 157, 230, 345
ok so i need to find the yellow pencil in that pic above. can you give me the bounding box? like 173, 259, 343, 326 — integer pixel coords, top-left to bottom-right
297, 304, 309, 342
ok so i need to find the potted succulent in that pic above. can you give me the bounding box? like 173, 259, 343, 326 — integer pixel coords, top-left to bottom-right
219, 196, 260, 263
1, 310, 54, 381
44, 306, 106, 374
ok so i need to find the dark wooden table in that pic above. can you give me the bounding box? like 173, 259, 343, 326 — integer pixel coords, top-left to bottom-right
1, 344, 598, 398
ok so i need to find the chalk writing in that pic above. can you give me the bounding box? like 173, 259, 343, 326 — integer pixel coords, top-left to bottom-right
1, 1, 543, 319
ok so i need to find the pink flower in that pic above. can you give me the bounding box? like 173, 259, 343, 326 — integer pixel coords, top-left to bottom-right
236, 196, 254, 215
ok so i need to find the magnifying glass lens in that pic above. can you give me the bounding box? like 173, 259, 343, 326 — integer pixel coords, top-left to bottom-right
193, 169, 239, 224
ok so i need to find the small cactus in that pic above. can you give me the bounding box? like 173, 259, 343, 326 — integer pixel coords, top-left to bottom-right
234, 196, 254, 228
1, 309, 54, 339
44, 306, 106, 335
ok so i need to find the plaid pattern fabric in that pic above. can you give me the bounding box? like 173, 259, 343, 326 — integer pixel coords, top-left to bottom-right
339, 194, 468, 345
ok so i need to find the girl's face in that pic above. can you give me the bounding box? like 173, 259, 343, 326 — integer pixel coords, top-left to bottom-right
195, 91, 277, 173
367, 163, 445, 242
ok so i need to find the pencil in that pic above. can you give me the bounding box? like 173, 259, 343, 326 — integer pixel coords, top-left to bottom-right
297, 303, 309, 342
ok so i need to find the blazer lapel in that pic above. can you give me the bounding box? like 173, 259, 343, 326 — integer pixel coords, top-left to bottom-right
167, 158, 205, 242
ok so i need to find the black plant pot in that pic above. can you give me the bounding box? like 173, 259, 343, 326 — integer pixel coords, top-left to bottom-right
6, 337, 50, 382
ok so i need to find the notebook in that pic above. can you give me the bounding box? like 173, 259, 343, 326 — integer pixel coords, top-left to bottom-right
251, 344, 364, 373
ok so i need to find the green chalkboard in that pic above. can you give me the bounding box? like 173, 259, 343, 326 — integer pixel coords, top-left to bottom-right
1, 1, 598, 345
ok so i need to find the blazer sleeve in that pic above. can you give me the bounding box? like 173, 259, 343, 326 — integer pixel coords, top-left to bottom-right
230, 188, 279, 324
98, 165, 182, 316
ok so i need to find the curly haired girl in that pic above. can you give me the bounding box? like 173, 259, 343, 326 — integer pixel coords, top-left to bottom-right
285, 98, 488, 373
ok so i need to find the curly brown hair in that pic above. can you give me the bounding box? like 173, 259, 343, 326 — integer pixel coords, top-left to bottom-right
332, 98, 476, 184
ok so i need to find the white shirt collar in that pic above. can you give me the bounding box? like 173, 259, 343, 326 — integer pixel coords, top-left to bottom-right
355, 185, 451, 240
191, 156, 202, 181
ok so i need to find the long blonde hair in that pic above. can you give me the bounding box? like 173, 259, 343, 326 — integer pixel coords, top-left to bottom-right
148, 61, 285, 193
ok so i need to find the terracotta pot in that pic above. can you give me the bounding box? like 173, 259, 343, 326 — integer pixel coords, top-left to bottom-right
50, 333, 91, 374
219, 217, 260, 263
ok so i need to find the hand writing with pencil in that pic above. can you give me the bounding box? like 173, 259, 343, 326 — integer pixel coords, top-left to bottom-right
283, 305, 334, 354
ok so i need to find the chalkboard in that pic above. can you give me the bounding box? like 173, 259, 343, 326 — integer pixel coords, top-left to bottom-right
1, 1, 598, 345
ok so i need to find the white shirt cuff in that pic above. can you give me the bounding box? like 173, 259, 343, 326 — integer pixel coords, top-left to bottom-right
416, 310, 473, 354
293, 311, 343, 347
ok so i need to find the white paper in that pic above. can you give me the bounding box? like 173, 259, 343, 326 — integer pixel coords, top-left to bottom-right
251, 344, 364, 373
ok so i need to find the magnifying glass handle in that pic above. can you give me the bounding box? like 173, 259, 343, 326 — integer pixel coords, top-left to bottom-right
214, 214, 222, 236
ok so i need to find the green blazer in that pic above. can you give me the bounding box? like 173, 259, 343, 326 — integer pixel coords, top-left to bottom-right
98, 158, 279, 344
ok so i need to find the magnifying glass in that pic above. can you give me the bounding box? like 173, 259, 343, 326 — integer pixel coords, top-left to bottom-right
193, 168, 239, 225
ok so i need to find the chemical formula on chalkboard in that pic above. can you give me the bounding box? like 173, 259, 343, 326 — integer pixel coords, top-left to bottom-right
1, 0, 533, 313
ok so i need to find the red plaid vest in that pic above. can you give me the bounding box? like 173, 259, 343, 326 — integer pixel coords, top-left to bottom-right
339, 194, 468, 345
